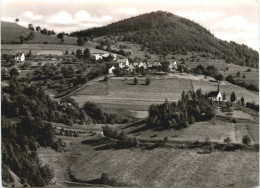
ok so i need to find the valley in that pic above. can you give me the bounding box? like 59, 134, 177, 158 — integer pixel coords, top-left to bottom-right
1, 10, 259, 188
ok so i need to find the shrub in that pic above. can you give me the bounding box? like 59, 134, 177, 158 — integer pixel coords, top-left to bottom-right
133, 77, 138, 85
40, 164, 54, 185
224, 137, 231, 144
145, 77, 151, 85
104, 76, 109, 81
232, 118, 238, 123
242, 135, 251, 145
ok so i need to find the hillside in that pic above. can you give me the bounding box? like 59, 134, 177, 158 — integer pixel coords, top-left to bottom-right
71, 11, 259, 68
1, 21, 77, 45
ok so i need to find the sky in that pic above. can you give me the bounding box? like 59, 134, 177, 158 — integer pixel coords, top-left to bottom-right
1, 0, 259, 51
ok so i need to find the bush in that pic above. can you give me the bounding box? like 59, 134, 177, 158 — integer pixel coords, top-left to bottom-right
104, 76, 109, 81
224, 137, 231, 144
40, 164, 54, 185
133, 77, 138, 85
242, 135, 251, 145
145, 77, 151, 85
232, 118, 238, 123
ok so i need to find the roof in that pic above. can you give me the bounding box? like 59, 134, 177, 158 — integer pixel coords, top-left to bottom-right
128, 64, 135, 69
207, 91, 220, 97
133, 62, 139, 66
117, 59, 128, 63
151, 62, 161, 66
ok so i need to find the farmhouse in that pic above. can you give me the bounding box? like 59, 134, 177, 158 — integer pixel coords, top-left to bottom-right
109, 66, 115, 74
207, 83, 222, 101
138, 62, 147, 69
128, 64, 135, 72
102, 53, 117, 61
92, 53, 103, 60
169, 61, 178, 70
117, 58, 129, 68
148, 62, 162, 69
15, 52, 25, 62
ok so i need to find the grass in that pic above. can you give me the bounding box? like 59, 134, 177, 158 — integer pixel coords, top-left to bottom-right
1, 21, 77, 45
67, 140, 258, 187
71, 75, 258, 119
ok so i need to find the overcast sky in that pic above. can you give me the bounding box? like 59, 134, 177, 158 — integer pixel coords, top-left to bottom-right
1, 0, 258, 51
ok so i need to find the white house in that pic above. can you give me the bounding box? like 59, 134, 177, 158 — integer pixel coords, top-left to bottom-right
117, 59, 129, 68
93, 53, 103, 60
15, 53, 25, 62
109, 66, 115, 74
138, 62, 147, 69
169, 61, 178, 70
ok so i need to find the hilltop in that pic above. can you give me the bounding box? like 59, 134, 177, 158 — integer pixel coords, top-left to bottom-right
1, 21, 77, 45
71, 11, 259, 68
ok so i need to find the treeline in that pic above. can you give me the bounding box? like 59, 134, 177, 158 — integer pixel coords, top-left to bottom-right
82, 102, 134, 124
71, 11, 258, 68
192, 64, 223, 80
226, 75, 259, 92
102, 126, 140, 148
246, 102, 259, 111
148, 89, 216, 129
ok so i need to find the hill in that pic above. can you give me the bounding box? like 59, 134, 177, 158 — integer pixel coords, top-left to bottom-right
71, 11, 259, 68
1, 21, 77, 45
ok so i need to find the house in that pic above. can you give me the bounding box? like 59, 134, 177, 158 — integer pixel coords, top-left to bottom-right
128, 64, 135, 72
117, 58, 129, 68
138, 62, 147, 69
109, 66, 115, 74
133, 62, 139, 67
92, 53, 103, 60
169, 61, 178, 70
15, 53, 25, 62
102, 53, 117, 61
148, 62, 162, 69
207, 83, 222, 101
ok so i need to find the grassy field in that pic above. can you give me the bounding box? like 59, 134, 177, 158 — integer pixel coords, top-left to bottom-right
1, 42, 108, 56
38, 130, 258, 187
1, 21, 77, 45
116, 118, 259, 144
71, 75, 259, 118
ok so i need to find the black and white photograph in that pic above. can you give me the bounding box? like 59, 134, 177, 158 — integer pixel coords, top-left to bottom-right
1, 0, 259, 187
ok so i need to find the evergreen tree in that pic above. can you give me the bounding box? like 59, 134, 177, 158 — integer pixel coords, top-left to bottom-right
230, 91, 236, 102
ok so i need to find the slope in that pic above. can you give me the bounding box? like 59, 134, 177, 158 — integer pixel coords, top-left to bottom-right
1, 21, 77, 45
71, 11, 258, 68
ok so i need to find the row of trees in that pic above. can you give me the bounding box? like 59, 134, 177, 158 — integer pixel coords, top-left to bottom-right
226, 75, 258, 92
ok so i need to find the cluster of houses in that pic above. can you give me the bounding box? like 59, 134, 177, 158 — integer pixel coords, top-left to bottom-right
108, 58, 181, 74
15, 52, 25, 62
92, 52, 117, 61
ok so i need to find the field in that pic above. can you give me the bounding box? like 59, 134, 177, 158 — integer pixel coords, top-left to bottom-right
71, 74, 259, 118
1, 42, 109, 56
39, 132, 259, 187
1, 21, 77, 45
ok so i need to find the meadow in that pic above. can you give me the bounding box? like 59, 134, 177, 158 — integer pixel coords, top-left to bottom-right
65, 138, 259, 187
71, 75, 259, 118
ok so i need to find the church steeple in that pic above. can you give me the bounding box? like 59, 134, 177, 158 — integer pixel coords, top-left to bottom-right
217, 82, 220, 92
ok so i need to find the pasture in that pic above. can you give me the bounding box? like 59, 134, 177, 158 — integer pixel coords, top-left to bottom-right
67, 140, 258, 187
71, 75, 259, 118
1, 41, 108, 56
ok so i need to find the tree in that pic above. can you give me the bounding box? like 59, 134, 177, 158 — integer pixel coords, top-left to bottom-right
9, 68, 19, 79
36, 26, 41, 32
224, 137, 231, 144
242, 135, 251, 145
28, 24, 34, 31
236, 71, 240, 77
15, 18, 19, 23
145, 77, 151, 85
222, 92, 226, 100
83, 48, 92, 59
77, 37, 85, 46
76, 49, 82, 59
28, 32, 35, 40
57, 33, 64, 41
41, 28, 48, 35
230, 91, 236, 102
19, 35, 24, 44
240, 97, 245, 106
133, 77, 138, 85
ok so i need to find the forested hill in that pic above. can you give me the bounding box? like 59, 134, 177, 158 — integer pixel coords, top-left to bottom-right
71, 11, 259, 68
